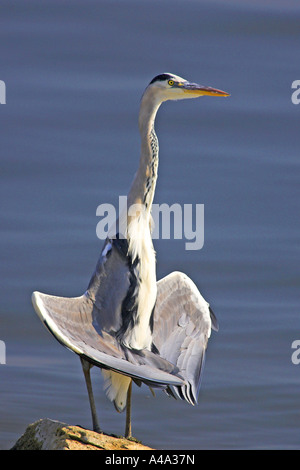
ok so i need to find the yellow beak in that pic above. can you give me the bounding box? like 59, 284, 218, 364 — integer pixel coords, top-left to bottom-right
182, 82, 230, 97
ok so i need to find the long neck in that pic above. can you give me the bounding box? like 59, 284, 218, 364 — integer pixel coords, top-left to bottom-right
127, 89, 161, 212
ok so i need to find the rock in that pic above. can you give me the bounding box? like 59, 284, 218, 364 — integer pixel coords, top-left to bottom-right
11, 418, 153, 450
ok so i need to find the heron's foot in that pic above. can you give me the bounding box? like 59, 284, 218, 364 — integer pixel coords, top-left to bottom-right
126, 435, 141, 444
93, 425, 103, 434
103, 432, 141, 442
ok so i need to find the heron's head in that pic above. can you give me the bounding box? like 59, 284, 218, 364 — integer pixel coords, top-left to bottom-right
145, 73, 230, 103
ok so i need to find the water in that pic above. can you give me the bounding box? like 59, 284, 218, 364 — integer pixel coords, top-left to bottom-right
0, 0, 300, 450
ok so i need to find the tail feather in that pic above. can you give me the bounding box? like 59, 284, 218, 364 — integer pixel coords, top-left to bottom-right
102, 370, 131, 412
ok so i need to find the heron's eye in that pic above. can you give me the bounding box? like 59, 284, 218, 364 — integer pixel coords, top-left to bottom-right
168, 80, 174, 86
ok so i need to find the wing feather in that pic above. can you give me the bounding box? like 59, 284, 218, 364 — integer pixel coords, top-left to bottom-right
153, 271, 217, 405
32, 251, 216, 406
32, 289, 184, 389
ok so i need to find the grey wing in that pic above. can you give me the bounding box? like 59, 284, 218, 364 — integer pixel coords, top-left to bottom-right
153, 271, 218, 405
32, 239, 185, 388
85, 237, 131, 335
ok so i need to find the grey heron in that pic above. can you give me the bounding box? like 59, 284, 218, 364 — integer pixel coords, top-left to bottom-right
32, 73, 229, 439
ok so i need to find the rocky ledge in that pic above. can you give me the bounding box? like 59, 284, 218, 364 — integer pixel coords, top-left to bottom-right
11, 418, 153, 450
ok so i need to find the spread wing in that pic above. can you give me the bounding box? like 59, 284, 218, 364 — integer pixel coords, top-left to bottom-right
31, 240, 217, 400
152, 271, 217, 405
32, 238, 185, 389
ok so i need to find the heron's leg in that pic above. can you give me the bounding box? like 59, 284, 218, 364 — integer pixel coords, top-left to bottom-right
125, 379, 132, 439
80, 357, 102, 433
